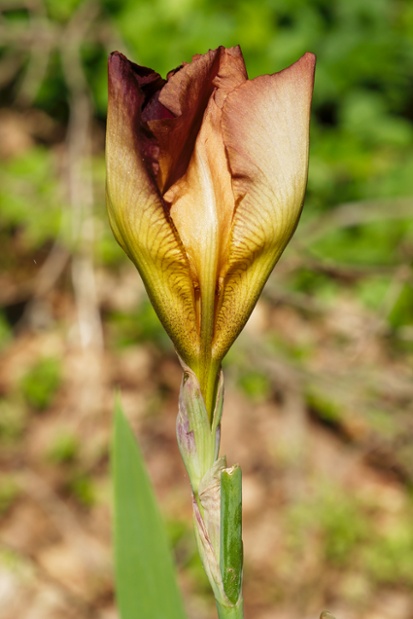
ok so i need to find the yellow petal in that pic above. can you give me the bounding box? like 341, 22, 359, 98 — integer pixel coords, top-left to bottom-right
106, 52, 199, 365
213, 52, 316, 361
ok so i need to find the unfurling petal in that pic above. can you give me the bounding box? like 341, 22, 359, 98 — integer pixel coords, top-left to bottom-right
165, 98, 233, 310
164, 46, 247, 275
106, 46, 315, 389
162, 47, 248, 359
148, 45, 247, 194
106, 52, 199, 365
213, 52, 316, 361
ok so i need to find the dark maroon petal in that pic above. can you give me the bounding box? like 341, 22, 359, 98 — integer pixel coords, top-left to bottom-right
127, 62, 175, 123
106, 53, 200, 365
108, 47, 248, 196
108, 52, 175, 181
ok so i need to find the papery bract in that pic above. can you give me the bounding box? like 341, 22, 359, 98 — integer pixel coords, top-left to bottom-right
106, 45, 315, 410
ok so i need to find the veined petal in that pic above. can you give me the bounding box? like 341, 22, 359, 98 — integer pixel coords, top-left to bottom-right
164, 97, 234, 386
213, 52, 316, 361
163, 48, 247, 362
106, 52, 199, 365
148, 46, 247, 194
165, 98, 234, 302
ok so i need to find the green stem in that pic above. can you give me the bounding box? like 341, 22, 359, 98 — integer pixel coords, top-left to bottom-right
177, 357, 244, 619
199, 356, 220, 422
197, 280, 220, 421
216, 598, 244, 619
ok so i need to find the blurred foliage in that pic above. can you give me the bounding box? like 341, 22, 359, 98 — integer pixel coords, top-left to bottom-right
47, 430, 80, 464
20, 357, 61, 411
0, 397, 27, 443
237, 369, 272, 402
0, 311, 13, 350
286, 484, 413, 588
0, 147, 67, 253
109, 298, 173, 350
0, 476, 20, 515
283, 488, 363, 576
66, 472, 96, 507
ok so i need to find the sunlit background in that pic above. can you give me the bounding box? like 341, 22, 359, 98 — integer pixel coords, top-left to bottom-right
0, 1, 413, 618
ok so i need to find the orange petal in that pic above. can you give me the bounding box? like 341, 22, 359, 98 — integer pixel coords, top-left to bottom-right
162, 48, 248, 364
148, 46, 247, 193
106, 52, 199, 365
163, 97, 233, 391
165, 98, 234, 296
213, 52, 316, 361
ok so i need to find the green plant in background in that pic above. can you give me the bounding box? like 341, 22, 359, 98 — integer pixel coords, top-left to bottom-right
47, 431, 80, 464
0, 398, 27, 444
107, 46, 315, 618
67, 472, 96, 508
110, 298, 172, 350
0, 148, 66, 252
20, 357, 61, 411
0, 476, 20, 516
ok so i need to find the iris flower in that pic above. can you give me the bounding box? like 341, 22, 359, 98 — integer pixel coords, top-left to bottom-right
106, 46, 315, 415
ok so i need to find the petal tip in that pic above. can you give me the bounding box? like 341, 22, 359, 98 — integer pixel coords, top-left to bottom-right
295, 51, 317, 81
301, 51, 316, 70
108, 50, 127, 74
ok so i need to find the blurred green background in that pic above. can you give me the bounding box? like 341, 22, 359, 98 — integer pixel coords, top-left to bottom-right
0, 1, 413, 619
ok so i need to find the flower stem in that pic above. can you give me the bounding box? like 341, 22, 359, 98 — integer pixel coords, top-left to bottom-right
177, 364, 244, 619
197, 278, 220, 421
199, 356, 220, 423
216, 598, 244, 619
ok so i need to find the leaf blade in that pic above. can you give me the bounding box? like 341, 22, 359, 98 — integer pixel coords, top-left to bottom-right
112, 401, 187, 619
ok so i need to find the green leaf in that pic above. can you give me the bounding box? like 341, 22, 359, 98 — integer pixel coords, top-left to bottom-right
220, 465, 243, 605
112, 401, 187, 619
